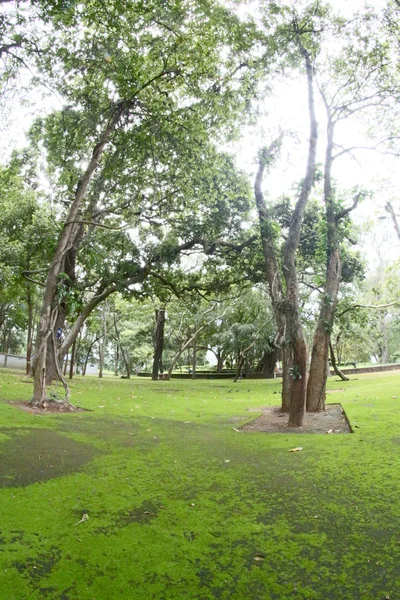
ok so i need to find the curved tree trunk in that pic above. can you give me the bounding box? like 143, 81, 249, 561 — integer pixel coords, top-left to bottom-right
329, 340, 349, 381
283, 41, 318, 426
32, 107, 124, 405
307, 250, 341, 411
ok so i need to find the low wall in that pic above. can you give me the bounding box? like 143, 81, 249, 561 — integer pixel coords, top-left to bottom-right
332, 363, 400, 375
138, 371, 275, 380
0, 353, 26, 370
138, 363, 400, 380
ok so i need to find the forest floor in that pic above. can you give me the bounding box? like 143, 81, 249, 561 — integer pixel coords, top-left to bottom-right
0, 369, 399, 599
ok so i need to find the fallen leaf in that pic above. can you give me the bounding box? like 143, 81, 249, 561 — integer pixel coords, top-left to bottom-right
74, 513, 89, 527
287, 447, 303, 452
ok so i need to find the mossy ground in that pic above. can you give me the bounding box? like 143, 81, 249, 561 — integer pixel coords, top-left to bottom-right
0, 368, 400, 599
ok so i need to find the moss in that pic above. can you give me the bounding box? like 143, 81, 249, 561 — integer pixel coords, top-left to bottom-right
0, 370, 399, 598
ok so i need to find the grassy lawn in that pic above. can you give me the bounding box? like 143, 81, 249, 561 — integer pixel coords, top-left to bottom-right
0, 369, 400, 599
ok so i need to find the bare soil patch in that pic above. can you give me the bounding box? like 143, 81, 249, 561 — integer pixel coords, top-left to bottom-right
241, 403, 352, 434
8, 400, 89, 414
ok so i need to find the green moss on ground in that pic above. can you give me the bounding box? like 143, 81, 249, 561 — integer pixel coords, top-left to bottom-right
0, 369, 400, 599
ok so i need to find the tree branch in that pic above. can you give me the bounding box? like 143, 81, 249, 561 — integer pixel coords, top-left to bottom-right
335, 191, 363, 221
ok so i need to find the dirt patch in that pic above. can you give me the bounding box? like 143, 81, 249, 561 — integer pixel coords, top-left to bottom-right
240, 403, 352, 434
9, 400, 89, 414
0, 429, 98, 487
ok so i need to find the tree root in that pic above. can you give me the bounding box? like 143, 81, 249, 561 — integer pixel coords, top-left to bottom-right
29, 392, 79, 412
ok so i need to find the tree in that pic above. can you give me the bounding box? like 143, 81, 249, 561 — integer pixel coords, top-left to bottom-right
254, 3, 319, 426
26, 0, 260, 406
0, 160, 55, 372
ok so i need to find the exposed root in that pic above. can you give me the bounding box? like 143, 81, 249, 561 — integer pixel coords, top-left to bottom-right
29, 392, 79, 412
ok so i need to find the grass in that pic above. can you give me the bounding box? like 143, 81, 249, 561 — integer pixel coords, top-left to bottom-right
0, 368, 400, 599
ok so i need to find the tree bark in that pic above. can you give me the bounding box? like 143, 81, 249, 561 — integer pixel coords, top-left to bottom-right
152, 309, 166, 380
82, 335, 98, 376
32, 106, 124, 404
254, 148, 288, 408
329, 340, 349, 381
115, 344, 119, 376
69, 339, 76, 380
113, 313, 130, 378
217, 349, 224, 372
26, 283, 33, 375
307, 250, 341, 410
283, 40, 318, 426
192, 339, 197, 379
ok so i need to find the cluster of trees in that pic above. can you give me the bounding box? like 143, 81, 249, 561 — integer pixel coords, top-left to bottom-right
1, 0, 400, 425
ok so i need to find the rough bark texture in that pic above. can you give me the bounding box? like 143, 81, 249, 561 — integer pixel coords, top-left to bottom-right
26, 284, 33, 375
307, 250, 341, 410
32, 107, 124, 404
254, 146, 288, 409
152, 309, 166, 380
282, 40, 318, 426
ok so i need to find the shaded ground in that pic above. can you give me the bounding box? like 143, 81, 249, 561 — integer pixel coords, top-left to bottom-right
241, 403, 352, 434
0, 428, 98, 487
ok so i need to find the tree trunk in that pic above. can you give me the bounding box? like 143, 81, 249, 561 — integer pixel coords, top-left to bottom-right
192, 340, 197, 379
69, 340, 76, 380
99, 337, 104, 378
115, 344, 119, 376
152, 309, 166, 380
307, 250, 341, 411
234, 354, 245, 382
63, 353, 68, 376
329, 341, 349, 381
26, 284, 34, 375
82, 335, 98, 376
216, 349, 224, 373
32, 107, 124, 405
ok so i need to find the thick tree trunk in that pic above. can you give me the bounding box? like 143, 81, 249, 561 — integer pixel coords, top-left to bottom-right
217, 349, 224, 372
31, 107, 124, 405
152, 309, 166, 380
283, 42, 318, 426
307, 250, 341, 411
26, 284, 34, 375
